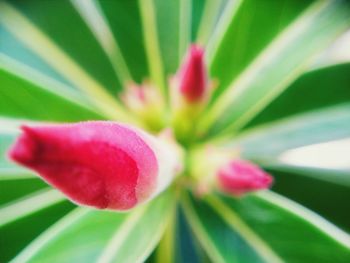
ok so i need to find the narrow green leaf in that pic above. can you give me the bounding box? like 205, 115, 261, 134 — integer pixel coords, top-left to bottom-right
206, 191, 350, 262
208, 0, 312, 94
199, 1, 350, 137
0, 2, 135, 122
13, 191, 174, 263
6, 0, 121, 95
269, 169, 350, 232
178, 0, 191, 63
0, 177, 48, 206
190, 0, 206, 42
0, 171, 35, 181
0, 189, 65, 227
72, 0, 133, 85
139, 0, 166, 94
96, 0, 148, 83
0, 59, 103, 122
195, 0, 227, 47
0, 25, 71, 87
206, 195, 284, 263
0, 53, 93, 107
231, 103, 350, 160
205, 0, 244, 63
174, 208, 205, 263
0, 201, 74, 263
96, 0, 150, 84
151, 0, 188, 76
266, 164, 350, 187
246, 62, 350, 128
182, 192, 265, 263
155, 208, 176, 263
154, 208, 208, 263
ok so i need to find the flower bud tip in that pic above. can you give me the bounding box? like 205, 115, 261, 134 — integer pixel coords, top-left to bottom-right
8, 126, 38, 164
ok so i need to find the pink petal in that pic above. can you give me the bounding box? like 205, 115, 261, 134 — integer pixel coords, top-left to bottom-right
9, 121, 160, 210
217, 159, 273, 196
178, 45, 207, 103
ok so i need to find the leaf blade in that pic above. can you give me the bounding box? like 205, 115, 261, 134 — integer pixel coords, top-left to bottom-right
0, 60, 103, 122
0, 2, 134, 122
233, 103, 350, 160
200, 1, 350, 137
0, 189, 65, 227
13, 191, 174, 263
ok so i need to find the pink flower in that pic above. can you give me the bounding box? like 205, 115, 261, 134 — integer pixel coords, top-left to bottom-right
177, 45, 207, 103
217, 159, 273, 196
9, 121, 179, 210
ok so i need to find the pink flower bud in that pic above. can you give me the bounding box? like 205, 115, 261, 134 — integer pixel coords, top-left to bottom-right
121, 82, 165, 131
8, 121, 179, 210
217, 159, 273, 196
121, 83, 152, 112
178, 45, 207, 103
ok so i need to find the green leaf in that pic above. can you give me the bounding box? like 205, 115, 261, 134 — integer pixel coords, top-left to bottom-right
174, 208, 208, 263
182, 192, 275, 263
0, 201, 74, 263
0, 177, 46, 206
199, 1, 350, 137
155, 207, 205, 263
138, 0, 167, 94
0, 2, 133, 121
232, 103, 350, 160
267, 165, 350, 188
183, 191, 350, 263
5, 0, 121, 95
0, 63, 103, 122
246, 62, 350, 128
194, 0, 227, 46
153, 0, 183, 75
0, 170, 35, 181
269, 169, 350, 232
13, 191, 174, 263
0, 25, 71, 86
0, 189, 65, 227
208, 0, 312, 98
94, 0, 149, 83
190, 0, 206, 43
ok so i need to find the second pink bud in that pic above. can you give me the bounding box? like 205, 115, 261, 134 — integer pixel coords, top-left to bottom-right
217, 159, 273, 197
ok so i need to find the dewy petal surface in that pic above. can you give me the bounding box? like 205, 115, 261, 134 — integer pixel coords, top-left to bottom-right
217, 159, 273, 196
8, 121, 162, 210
